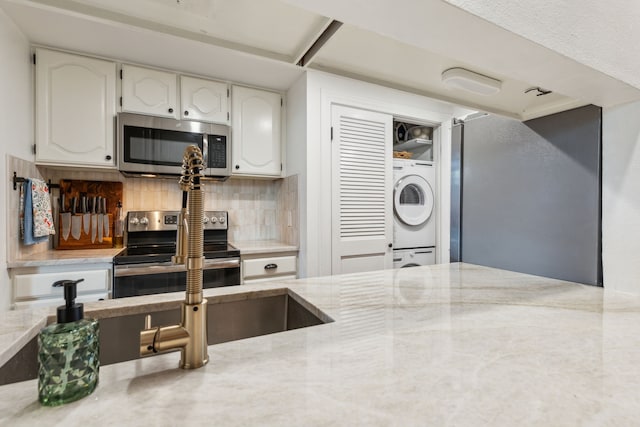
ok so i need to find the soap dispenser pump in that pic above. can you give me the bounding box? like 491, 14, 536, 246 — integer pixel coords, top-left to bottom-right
38, 278, 100, 406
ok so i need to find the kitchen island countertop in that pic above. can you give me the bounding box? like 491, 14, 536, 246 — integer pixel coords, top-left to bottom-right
2, 263, 640, 426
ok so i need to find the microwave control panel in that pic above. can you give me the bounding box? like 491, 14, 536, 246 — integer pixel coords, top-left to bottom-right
209, 135, 227, 169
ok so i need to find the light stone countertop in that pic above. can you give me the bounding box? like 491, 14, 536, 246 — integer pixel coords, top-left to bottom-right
2, 263, 640, 426
231, 239, 298, 255
7, 248, 124, 268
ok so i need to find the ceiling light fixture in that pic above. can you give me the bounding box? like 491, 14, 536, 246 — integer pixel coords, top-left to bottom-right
441, 68, 502, 96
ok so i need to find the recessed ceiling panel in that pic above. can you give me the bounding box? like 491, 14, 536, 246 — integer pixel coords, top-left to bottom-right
38, 0, 330, 59
312, 25, 583, 119
0, 0, 305, 90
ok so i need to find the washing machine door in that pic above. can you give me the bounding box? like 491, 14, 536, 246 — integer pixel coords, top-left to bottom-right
394, 174, 434, 226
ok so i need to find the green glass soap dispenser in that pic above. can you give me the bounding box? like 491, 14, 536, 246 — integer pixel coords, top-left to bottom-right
38, 278, 99, 406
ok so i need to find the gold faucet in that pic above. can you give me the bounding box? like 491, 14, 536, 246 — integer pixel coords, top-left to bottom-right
139, 146, 209, 369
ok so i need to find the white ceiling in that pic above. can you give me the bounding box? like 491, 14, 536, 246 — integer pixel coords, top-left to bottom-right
65, 0, 331, 61
444, 0, 640, 91
2, 0, 640, 120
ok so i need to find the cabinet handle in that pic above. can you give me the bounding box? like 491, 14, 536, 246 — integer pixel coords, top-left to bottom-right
184, 110, 189, 116
105, 155, 112, 161
388, 243, 393, 248
264, 263, 278, 270
235, 165, 240, 170
168, 108, 174, 113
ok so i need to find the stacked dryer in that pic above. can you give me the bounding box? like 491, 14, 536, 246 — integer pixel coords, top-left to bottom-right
392, 159, 436, 268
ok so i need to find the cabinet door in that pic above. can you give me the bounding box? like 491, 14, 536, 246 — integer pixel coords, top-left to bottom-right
180, 76, 229, 124
331, 105, 393, 275
14, 268, 110, 300
121, 64, 177, 119
35, 49, 116, 167
231, 86, 282, 176
242, 255, 297, 280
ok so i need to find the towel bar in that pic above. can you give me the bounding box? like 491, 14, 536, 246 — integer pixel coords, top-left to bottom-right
12, 172, 60, 191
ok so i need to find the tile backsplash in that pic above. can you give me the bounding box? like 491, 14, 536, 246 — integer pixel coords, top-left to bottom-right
37, 164, 299, 246
277, 174, 298, 246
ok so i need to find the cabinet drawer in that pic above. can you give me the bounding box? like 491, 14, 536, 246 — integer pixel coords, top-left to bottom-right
14, 269, 110, 300
243, 256, 296, 279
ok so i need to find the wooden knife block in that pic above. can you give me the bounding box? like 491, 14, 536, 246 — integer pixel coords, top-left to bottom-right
56, 179, 123, 250
58, 214, 113, 249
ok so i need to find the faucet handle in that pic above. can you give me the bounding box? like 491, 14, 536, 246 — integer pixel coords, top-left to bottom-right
140, 314, 158, 356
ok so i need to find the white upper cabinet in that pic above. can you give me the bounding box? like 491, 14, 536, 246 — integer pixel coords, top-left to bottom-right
231, 86, 282, 177
35, 48, 117, 168
180, 76, 229, 124
121, 64, 178, 119
121, 65, 229, 124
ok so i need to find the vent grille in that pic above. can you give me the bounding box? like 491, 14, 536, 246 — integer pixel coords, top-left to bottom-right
339, 116, 386, 238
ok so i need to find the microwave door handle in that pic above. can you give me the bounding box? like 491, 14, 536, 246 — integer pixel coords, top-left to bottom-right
202, 135, 208, 170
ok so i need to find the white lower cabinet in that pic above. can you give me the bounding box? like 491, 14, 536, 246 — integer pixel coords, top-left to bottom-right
241, 253, 297, 284
11, 264, 111, 309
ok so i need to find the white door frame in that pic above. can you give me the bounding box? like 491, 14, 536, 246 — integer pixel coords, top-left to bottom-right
316, 89, 454, 276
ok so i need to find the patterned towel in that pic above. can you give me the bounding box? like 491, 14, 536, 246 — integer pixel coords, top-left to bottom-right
21, 178, 55, 245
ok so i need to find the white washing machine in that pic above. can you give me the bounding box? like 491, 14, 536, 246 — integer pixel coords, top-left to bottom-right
393, 159, 436, 249
393, 248, 436, 268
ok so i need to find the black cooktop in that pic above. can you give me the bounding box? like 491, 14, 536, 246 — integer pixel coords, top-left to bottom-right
114, 243, 239, 265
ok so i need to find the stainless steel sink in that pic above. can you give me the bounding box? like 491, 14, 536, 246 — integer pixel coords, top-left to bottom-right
0, 289, 330, 385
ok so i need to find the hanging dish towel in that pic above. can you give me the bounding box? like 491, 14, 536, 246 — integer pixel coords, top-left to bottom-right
21, 178, 55, 245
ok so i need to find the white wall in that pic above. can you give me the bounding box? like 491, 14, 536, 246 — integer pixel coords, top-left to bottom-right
285, 74, 308, 275
0, 9, 35, 310
602, 101, 640, 294
301, 69, 472, 277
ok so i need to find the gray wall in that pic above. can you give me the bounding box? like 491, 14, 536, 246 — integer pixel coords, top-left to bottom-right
458, 105, 602, 285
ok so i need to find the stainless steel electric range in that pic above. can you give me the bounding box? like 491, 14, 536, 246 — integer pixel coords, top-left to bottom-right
112, 210, 240, 298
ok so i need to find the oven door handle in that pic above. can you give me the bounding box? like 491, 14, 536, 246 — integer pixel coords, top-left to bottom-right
114, 258, 240, 277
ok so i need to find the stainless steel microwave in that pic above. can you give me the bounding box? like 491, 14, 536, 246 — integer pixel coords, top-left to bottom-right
117, 113, 231, 179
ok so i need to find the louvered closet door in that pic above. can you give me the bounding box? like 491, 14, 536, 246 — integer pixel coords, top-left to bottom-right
331, 105, 393, 274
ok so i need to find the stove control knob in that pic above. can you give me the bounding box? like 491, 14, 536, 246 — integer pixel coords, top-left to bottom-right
218, 216, 226, 224
139, 217, 149, 226
129, 217, 139, 225
203, 216, 210, 224
211, 217, 218, 224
